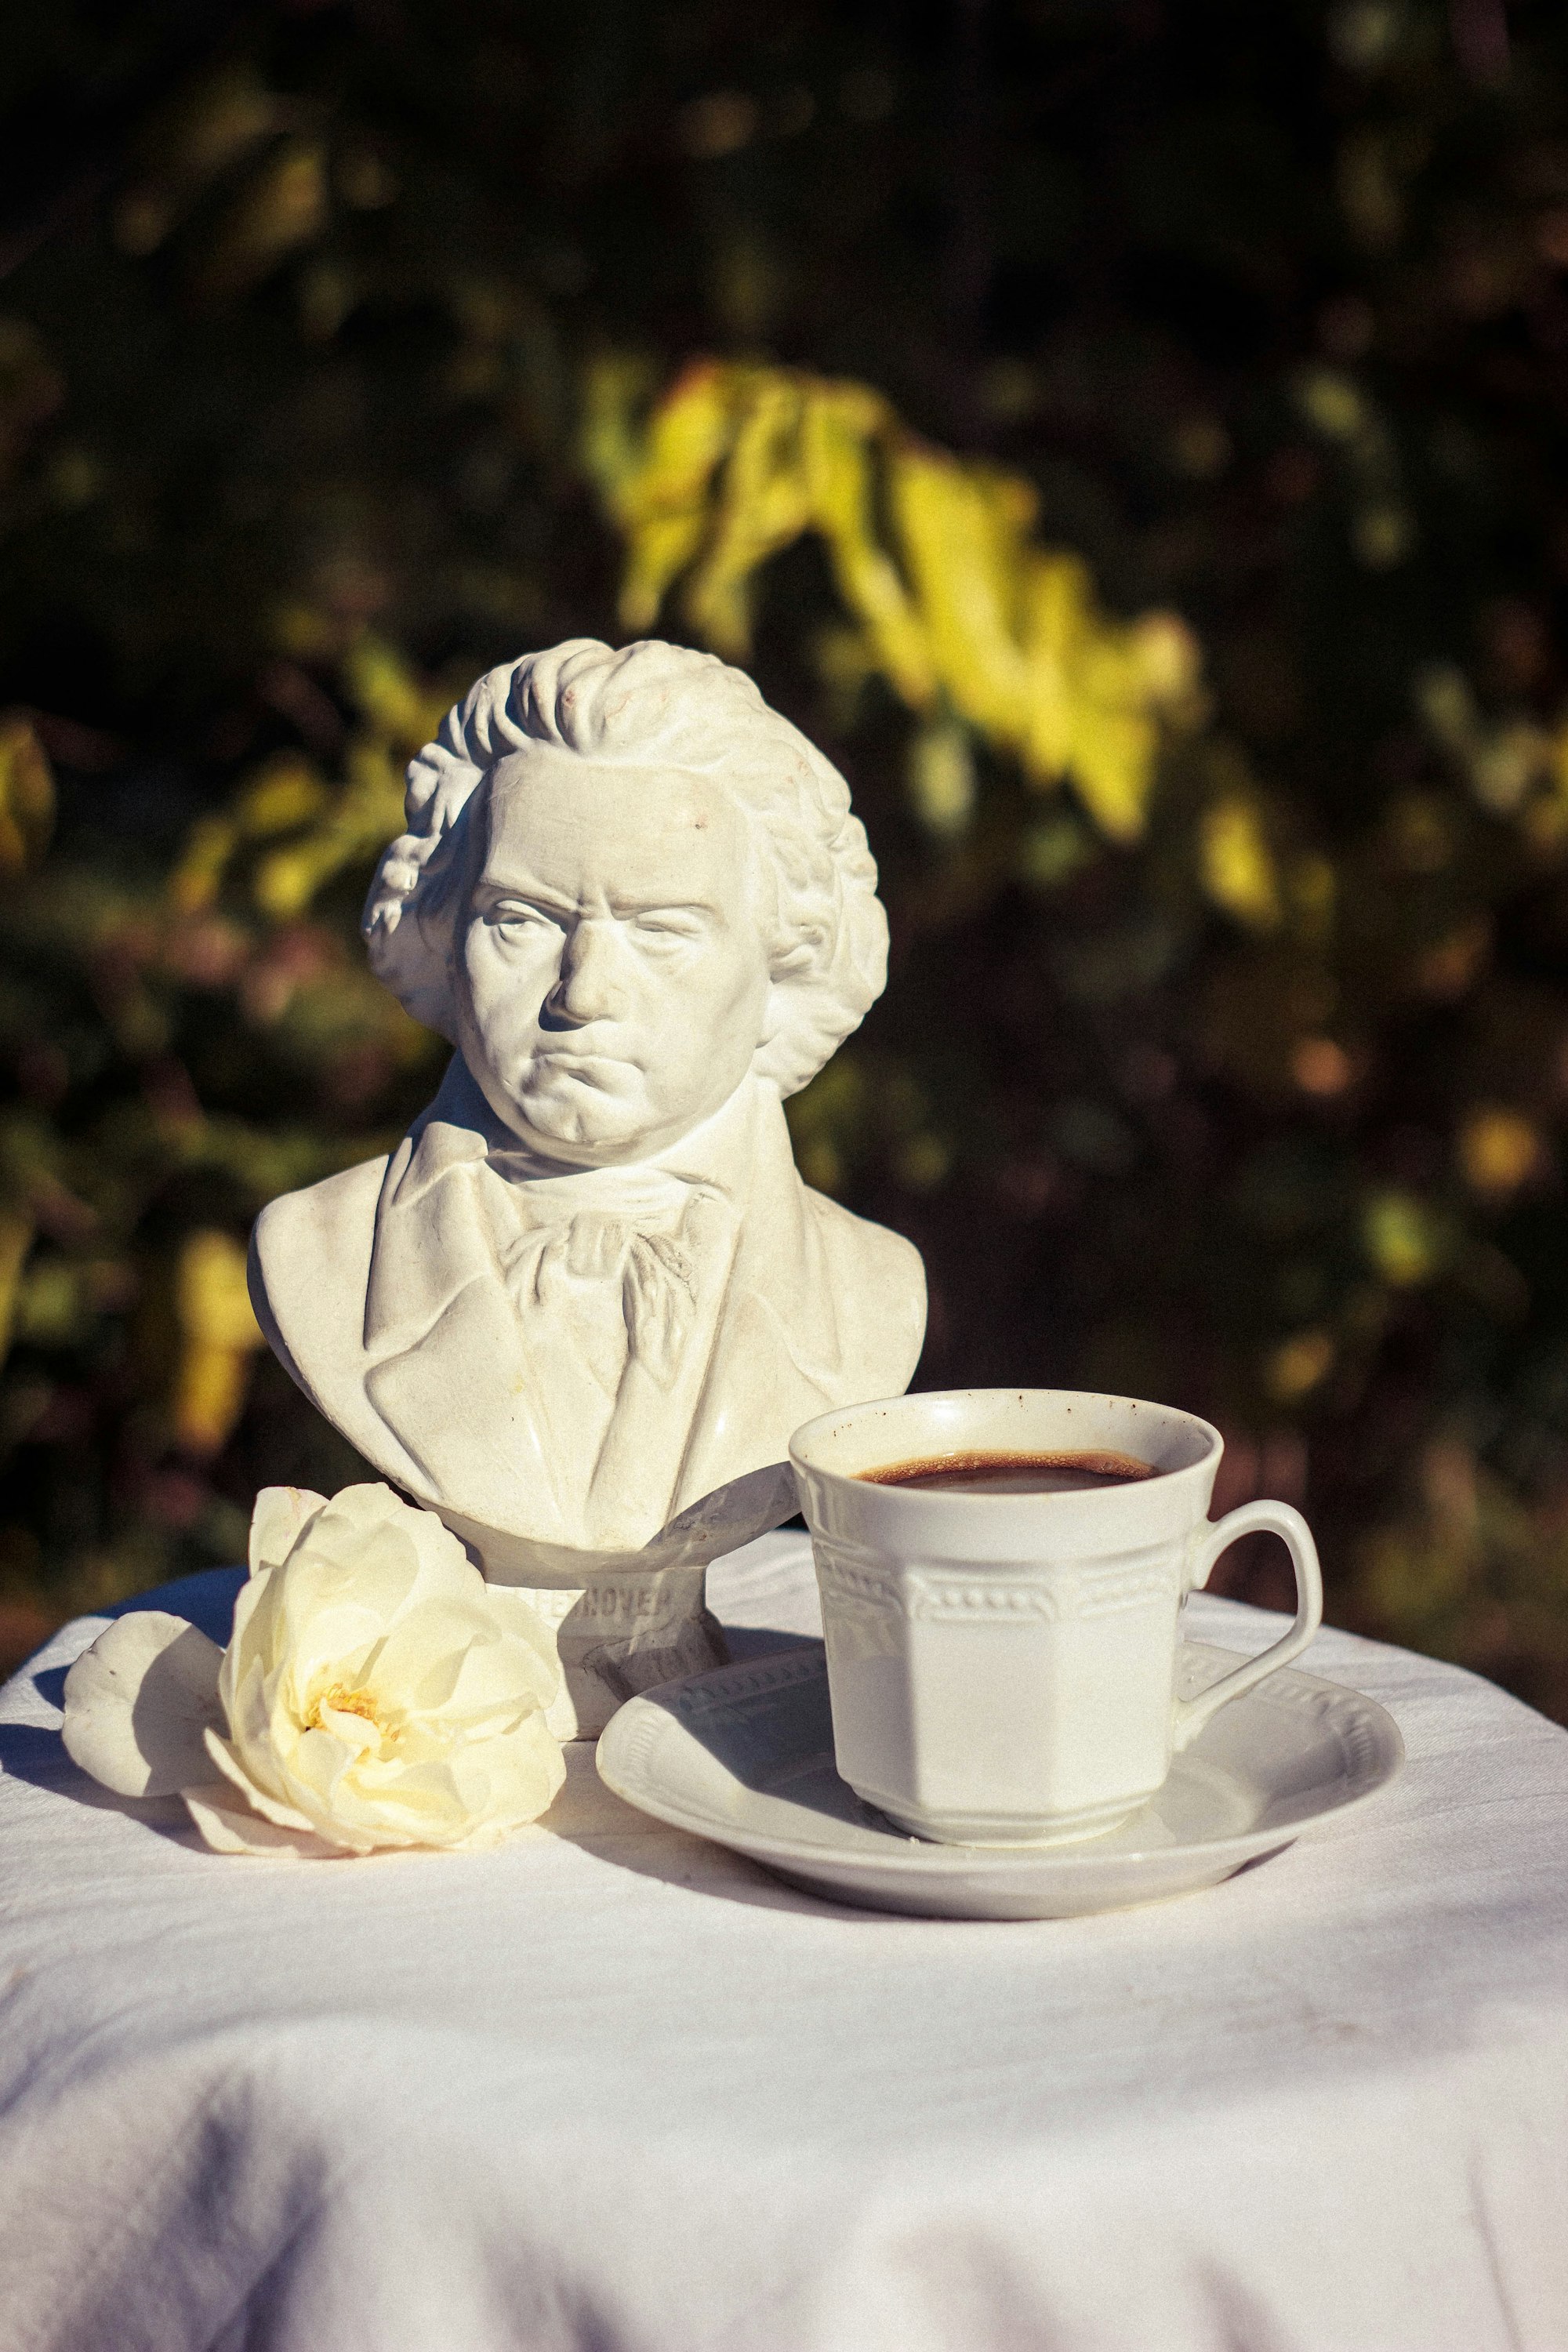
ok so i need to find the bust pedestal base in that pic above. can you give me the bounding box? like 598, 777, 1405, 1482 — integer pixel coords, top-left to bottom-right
510, 1569, 730, 1738
433, 1465, 798, 1738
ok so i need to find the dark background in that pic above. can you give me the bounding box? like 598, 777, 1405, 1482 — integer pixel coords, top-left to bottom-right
5, 0, 1568, 1720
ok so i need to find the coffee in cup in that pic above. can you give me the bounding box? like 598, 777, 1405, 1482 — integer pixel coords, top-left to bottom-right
859, 1449, 1155, 1494
789, 1388, 1323, 1848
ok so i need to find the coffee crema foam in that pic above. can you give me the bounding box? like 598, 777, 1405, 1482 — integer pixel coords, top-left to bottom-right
857, 1448, 1156, 1495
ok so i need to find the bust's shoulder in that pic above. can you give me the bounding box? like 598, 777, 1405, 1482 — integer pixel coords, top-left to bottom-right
247, 1151, 436, 1493
801, 1185, 927, 1388
253, 1155, 388, 1264
804, 1185, 922, 1282
249, 1157, 389, 1380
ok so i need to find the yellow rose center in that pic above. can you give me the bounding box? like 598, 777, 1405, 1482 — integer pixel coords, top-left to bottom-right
307, 1682, 396, 1740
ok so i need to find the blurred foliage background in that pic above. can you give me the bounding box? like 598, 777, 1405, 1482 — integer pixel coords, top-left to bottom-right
5, 0, 1568, 1719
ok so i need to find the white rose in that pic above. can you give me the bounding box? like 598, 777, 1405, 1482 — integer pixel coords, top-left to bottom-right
61, 1483, 565, 1857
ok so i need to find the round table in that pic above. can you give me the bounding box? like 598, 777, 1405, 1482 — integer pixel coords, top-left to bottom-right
1, 1534, 1565, 2352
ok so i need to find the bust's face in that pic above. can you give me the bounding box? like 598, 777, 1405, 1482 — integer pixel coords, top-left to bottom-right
452, 750, 774, 1167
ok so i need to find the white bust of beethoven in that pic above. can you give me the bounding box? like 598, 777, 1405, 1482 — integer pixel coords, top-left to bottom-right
250, 637, 926, 1563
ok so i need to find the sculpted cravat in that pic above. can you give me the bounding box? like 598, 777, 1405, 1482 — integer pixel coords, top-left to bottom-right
498, 1207, 703, 1392
487, 1171, 740, 1531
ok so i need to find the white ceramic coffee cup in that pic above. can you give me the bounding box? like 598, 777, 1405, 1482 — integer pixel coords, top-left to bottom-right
789, 1388, 1323, 1847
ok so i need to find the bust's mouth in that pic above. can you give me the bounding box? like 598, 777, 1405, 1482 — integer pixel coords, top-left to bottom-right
524, 1047, 640, 1090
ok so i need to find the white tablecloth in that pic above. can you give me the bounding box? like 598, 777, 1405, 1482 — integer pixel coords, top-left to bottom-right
1, 1534, 1566, 2352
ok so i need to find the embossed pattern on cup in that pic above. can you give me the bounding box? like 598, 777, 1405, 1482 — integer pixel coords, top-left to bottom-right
790, 1389, 1323, 1847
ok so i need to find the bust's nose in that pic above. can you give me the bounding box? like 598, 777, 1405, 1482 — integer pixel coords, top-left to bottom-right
546, 918, 628, 1025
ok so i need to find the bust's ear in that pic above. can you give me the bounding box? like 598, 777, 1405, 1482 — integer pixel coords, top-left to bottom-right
751, 971, 793, 1069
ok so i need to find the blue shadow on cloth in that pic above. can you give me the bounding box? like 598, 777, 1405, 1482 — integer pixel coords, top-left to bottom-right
24, 1566, 245, 1719
105, 1565, 245, 1646
5, 1573, 249, 1827
6, 1568, 241, 1836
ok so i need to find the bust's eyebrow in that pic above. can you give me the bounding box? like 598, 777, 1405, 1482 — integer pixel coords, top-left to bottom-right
605, 895, 715, 920
474, 877, 720, 921
476, 878, 575, 916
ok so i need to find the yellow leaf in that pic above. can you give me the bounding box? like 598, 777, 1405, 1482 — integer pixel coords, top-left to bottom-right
617, 358, 739, 524
1546, 716, 1568, 802
1363, 1192, 1443, 1287
1066, 708, 1159, 844
1265, 1329, 1336, 1402
176, 1229, 260, 1349
1014, 552, 1093, 782
252, 842, 332, 921
907, 720, 976, 837
343, 635, 448, 749
172, 1343, 252, 1454
252, 738, 405, 918
0, 1208, 34, 1365
891, 448, 1036, 746
172, 1229, 263, 1455
801, 386, 934, 707
169, 815, 237, 914
236, 756, 328, 837
0, 715, 55, 874
195, 140, 328, 298
114, 67, 286, 256
1059, 612, 1197, 840
1296, 367, 1367, 441
170, 757, 326, 916
614, 361, 746, 632
1200, 797, 1283, 929
578, 352, 659, 512
1127, 612, 1203, 706
683, 373, 814, 655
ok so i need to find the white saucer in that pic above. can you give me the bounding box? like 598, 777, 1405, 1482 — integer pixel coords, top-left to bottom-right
596, 1639, 1403, 1919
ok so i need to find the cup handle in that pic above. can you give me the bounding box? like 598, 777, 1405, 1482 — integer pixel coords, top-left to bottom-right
1170, 1500, 1324, 1753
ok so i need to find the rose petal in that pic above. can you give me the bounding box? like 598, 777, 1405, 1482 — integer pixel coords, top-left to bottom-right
202, 1726, 321, 1835
431, 1622, 560, 1722
61, 1613, 224, 1798
299, 1490, 452, 1596
486, 1584, 565, 1678
370, 1596, 533, 1708
182, 1787, 342, 1859
248, 1486, 328, 1578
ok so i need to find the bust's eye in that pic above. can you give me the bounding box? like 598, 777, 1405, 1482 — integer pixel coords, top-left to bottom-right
488, 902, 561, 939
631, 911, 706, 947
